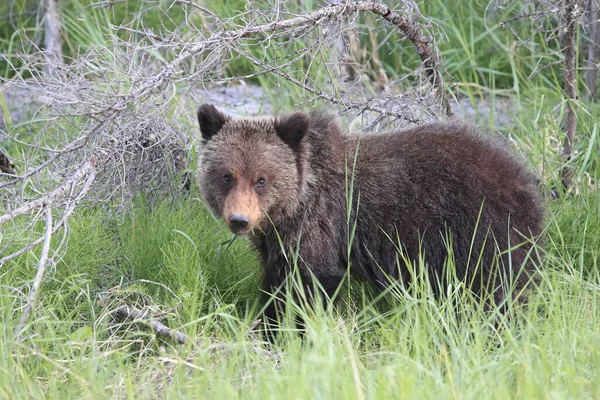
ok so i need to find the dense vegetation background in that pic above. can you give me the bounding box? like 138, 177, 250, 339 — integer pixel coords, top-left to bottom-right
1, 0, 599, 398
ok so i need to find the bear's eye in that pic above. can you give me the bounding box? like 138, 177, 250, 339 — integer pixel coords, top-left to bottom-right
222, 174, 232, 185
256, 177, 266, 188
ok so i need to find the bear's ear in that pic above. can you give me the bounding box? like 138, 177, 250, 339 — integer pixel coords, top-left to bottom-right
197, 104, 228, 141
274, 112, 310, 152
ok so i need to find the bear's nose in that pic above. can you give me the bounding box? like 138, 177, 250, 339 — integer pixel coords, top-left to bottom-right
229, 213, 249, 233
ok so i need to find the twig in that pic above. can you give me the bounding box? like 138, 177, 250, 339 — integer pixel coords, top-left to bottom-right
0, 115, 123, 227
169, 0, 224, 29
0, 128, 94, 189
14, 207, 53, 340
159, 357, 204, 371
113, 304, 188, 344
0, 171, 96, 265
366, 2, 453, 116
0, 161, 94, 226
499, 9, 559, 28
241, 51, 422, 123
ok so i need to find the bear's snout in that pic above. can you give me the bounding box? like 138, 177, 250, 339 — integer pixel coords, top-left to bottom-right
229, 213, 250, 234
222, 186, 262, 235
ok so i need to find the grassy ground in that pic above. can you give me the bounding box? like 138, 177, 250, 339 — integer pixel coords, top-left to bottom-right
1, 189, 599, 399
1, 0, 600, 398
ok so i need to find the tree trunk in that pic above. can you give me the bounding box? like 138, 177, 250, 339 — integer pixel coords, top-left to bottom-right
561, 0, 580, 189
585, 0, 600, 100
43, 0, 64, 78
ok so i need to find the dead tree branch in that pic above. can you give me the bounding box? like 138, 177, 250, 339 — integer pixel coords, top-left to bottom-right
113, 304, 188, 344
82, 0, 449, 120
242, 51, 422, 124
366, 3, 452, 116
14, 207, 53, 340
0, 171, 95, 265
0, 160, 95, 226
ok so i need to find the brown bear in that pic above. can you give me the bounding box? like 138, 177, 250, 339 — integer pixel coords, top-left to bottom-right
196, 104, 544, 329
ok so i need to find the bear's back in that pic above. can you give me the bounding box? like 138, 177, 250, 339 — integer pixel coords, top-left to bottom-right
341, 121, 543, 298
349, 121, 540, 226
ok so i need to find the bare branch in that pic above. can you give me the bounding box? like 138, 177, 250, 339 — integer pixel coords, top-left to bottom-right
113, 304, 188, 344
242, 51, 422, 123
0, 161, 95, 226
70, 1, 449, 119
14, 207, 53, 340
0, 171, 95, 265
366, 2, 452, 116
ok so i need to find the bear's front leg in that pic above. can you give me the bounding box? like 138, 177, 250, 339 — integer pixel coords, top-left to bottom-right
259, 250, 345, 340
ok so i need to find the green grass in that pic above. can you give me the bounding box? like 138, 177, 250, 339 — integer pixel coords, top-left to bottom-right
2, 0, 600, 398
1, 191, 600, 398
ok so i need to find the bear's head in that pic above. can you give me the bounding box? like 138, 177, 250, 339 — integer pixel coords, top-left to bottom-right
197, 104, 310, 235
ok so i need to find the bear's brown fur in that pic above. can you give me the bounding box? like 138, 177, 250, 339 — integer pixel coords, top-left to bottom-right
197, 104, 545, 327
0, 151, 16, 175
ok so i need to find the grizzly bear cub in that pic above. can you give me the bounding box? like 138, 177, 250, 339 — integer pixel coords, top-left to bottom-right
197, 104, 544, 327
